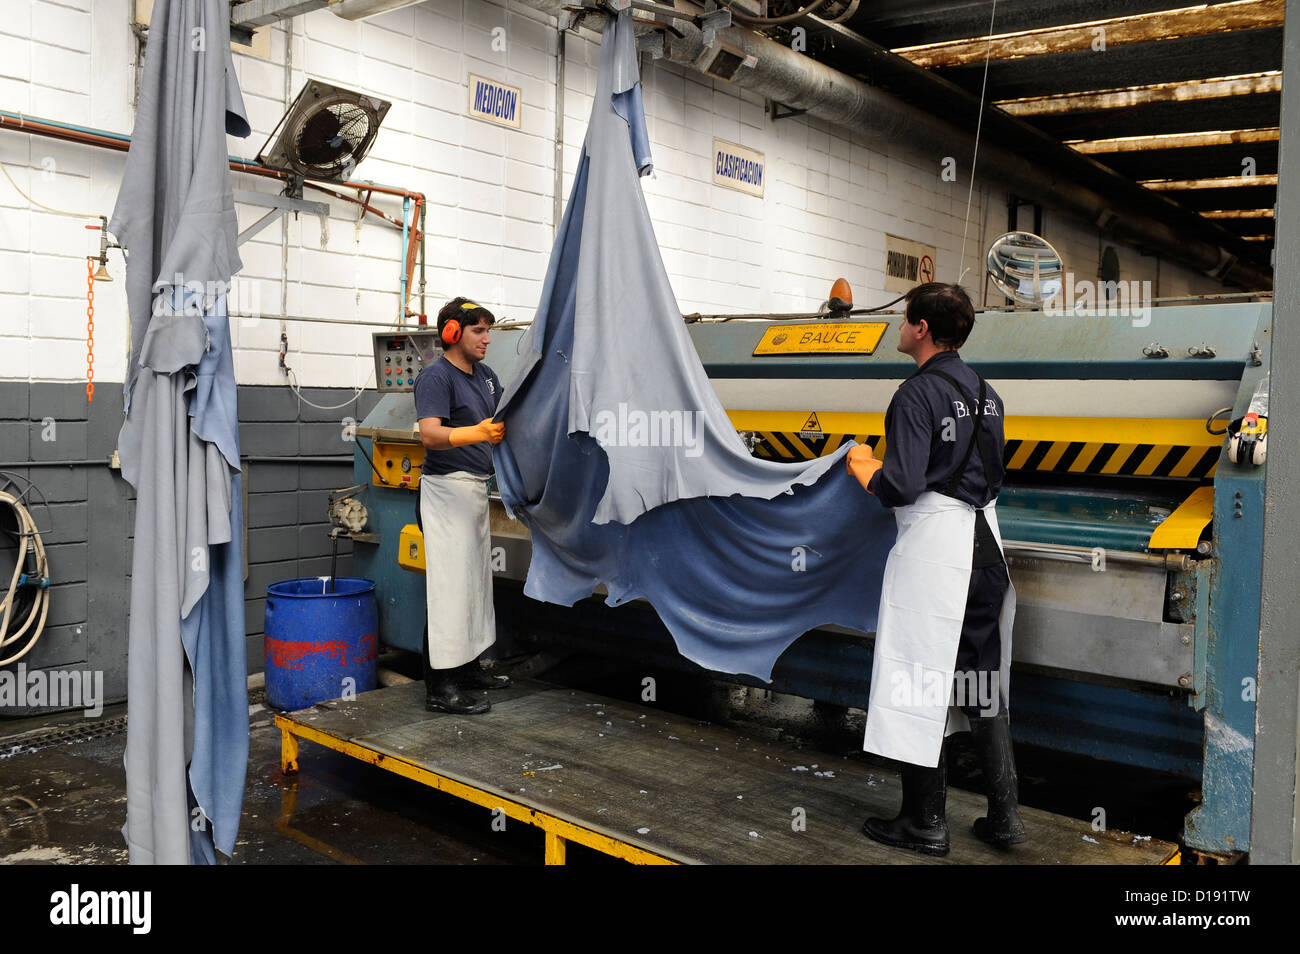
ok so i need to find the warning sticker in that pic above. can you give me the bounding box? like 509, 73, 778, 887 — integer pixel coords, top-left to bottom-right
799, 412, 823, 439
885, 234, 938, 293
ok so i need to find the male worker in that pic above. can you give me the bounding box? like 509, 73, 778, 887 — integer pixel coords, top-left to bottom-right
846, 281, 1026, 856
414, 297, 510, 714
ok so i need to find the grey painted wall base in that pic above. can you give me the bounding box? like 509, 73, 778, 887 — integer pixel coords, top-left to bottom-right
0, 380, 380, 717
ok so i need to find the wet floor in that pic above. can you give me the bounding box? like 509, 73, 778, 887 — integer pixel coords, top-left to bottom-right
0, 650, 1197, 865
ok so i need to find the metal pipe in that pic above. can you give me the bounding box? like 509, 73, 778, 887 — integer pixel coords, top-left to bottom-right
399, 195, 410, 326
0, 459, 115, 468
328, 0, 424, 20
0, 112, 426, 204
1252, 0, 1300, 866
1, 109, 431, 322
554, 23, 567, 237
242, 456, 353, 463
1002, 539, 1194, 572
697, 22, 1270, 289
230, 310, 396, 329
515, 3, 1271, 290
418, 199, 427, 321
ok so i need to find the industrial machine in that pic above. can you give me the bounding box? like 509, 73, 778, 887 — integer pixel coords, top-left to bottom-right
347, 267, 1269, 861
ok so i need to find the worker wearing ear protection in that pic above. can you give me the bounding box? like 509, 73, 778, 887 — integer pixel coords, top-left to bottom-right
847, 282, 1024, 857
413, 297, 508, 714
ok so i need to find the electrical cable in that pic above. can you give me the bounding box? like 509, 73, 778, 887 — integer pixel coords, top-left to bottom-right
0, 160, 100, 219
848, 292, 909, 314
285, 365, 374, 411
0, 481, 52, 668
957, 0, 998, 286
353, 436, 390, 486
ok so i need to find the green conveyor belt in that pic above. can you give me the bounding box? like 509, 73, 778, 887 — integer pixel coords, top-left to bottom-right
995, 485, 1190, 553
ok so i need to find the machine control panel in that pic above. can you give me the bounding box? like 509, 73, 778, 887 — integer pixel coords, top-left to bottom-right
373, 330, 440, 392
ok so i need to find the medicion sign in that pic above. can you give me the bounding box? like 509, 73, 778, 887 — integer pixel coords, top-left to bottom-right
468, 73, 522, 129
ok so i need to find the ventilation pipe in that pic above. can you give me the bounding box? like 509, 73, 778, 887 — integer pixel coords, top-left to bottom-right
516, 0, 1271, 290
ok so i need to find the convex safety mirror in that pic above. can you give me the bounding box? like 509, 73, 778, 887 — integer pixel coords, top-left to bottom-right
986, 231, 1065, 307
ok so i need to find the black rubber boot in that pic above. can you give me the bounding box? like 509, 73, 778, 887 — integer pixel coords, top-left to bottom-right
969, 711, 1027, 846
424, 665, 491, 714
422, 631, 491, 715
457, 660, 511, 691
862, 746, 950, 857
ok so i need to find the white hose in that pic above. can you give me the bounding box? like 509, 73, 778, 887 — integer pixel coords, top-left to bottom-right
0, 489, 51, 666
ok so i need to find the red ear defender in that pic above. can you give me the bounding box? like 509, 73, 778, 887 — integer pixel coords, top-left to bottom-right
442, 300, 481, 346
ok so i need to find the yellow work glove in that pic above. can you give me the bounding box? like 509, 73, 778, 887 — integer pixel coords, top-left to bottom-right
449, 417, 505, 446
846, 444, 883, 493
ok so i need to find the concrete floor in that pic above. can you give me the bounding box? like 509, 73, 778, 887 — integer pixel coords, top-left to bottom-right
0, 692, 591, 865
0, 652, 1196, 865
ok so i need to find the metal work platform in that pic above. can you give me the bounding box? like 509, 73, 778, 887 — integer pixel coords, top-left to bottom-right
275, 680, 1181, 865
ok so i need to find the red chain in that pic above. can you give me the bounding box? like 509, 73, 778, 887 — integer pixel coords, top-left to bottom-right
85, 258, 95, 404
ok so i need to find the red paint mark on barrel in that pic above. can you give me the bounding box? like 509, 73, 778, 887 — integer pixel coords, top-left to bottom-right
265, 633, 378, 670
353, 632, 378, 664
266, 637, 349, 670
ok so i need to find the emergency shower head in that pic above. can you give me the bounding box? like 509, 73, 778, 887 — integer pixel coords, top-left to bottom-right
258, 80, 391, 182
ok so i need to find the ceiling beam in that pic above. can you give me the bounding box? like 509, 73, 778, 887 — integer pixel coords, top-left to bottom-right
1028, 94, 1282, 140
1068, 127, 1281, 153
1142, 173, 1280, 188
846, 0, 1236, 49
997, 72, 1281, 115
1200, 208, 1277, 217
893, 0, 1284, 69
939, 27, 1284, 100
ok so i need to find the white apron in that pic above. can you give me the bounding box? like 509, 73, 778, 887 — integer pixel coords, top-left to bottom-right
862, 490, 1016, 767
420, 470, 497, 670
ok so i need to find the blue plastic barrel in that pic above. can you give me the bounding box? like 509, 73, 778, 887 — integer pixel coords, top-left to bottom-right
264, 577, 378, 711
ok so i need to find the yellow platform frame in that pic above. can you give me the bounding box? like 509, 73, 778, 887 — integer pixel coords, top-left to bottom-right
275, 714, 679, 866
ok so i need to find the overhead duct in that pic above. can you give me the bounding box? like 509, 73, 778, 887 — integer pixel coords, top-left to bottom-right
327, 0, 426, 19
515, 0, 1270, 290
694, 39, 757, 82
230, 0, 1269, 289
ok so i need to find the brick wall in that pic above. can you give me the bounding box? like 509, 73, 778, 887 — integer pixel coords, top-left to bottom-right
1, 0, 1228, 393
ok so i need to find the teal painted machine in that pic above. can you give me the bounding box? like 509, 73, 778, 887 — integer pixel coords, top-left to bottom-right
349, 299, 1271, 859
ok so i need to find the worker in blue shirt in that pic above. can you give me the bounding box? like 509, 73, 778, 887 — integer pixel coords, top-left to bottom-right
414, 298, 510, 714
847, 282, 1026, 856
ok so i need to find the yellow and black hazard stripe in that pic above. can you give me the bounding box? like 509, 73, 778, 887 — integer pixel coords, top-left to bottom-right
731, 411, 1222, 479
753, 432, 882, 460
1000, 439, 1218, 479
751, 431, 1218, 478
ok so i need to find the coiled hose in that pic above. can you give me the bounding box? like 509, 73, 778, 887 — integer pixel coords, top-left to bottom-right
0, 487, 51, 667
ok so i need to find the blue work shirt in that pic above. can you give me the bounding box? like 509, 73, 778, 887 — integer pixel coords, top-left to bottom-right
414, 355, 502, 477
867, 349, 1005, 509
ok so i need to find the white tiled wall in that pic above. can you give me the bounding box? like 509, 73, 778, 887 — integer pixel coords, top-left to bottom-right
0, 0, 1227, 387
